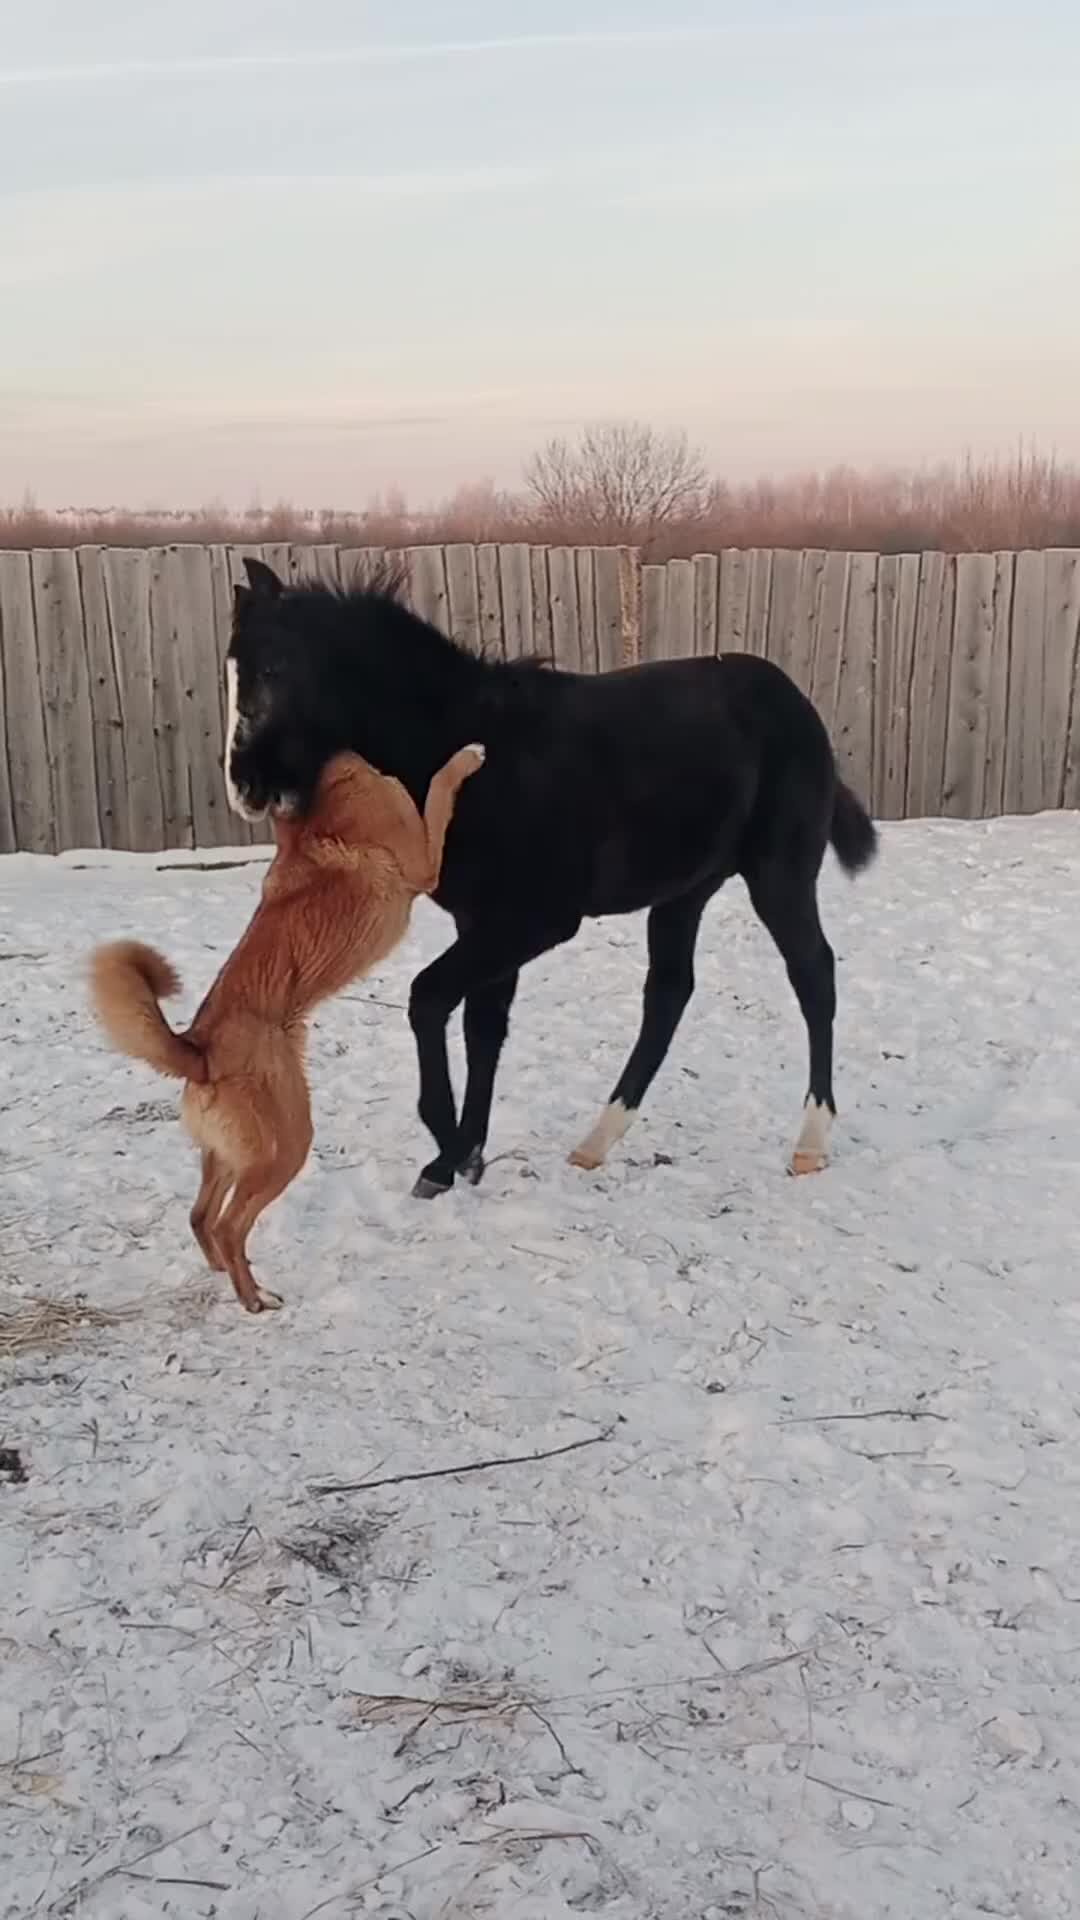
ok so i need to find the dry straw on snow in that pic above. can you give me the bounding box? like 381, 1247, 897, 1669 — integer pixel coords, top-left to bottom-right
0, 1282, 215, 1356
0, 1293, 141, 1356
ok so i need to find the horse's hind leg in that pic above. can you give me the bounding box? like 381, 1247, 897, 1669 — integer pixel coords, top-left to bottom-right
745, 856, 837, 1174
570, 885, 714, 1170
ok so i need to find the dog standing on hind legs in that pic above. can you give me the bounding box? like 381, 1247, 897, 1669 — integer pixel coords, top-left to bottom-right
90, 744, 484, 1314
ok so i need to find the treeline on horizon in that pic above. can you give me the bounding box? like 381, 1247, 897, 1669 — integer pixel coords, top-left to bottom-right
4, 426, 1078, 557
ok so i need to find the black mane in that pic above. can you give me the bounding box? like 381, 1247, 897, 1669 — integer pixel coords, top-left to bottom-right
269, 572, 552, 686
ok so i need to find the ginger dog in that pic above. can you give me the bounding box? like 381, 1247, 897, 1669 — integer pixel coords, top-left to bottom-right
90, 744, 484, 1313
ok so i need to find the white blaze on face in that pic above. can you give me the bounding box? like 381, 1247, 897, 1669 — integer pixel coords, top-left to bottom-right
223, 657, 246, 817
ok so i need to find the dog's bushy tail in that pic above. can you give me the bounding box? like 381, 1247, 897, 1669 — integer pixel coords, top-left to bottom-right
90, 941, 207, 1083
830, 778, 878, 876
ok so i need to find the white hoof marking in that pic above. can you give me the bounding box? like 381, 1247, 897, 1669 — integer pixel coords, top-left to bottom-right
790, 1097, 832, 1176
569, 1099, 633, 1170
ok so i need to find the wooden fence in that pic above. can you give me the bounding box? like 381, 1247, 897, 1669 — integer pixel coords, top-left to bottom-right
0, 542, 1078, 853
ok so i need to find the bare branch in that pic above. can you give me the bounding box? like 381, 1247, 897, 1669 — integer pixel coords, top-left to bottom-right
310, 1423, 617, 1497
524, 420, 707, 545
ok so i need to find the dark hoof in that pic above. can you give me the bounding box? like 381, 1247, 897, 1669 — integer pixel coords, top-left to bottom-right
412, 1169, 453, 1201
458, 1145, 485, 1186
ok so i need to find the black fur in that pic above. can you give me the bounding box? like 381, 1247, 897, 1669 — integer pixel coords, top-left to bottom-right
228, 557, 878, 1194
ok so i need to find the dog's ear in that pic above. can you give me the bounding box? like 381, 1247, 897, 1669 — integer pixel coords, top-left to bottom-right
244, 557, 284, 599
232, 583, 251, 615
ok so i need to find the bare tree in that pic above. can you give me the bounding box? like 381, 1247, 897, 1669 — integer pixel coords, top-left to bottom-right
524, 420, 708, 543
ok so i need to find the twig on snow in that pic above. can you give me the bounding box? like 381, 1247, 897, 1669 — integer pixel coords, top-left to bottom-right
384, 1776, 435, 1818
855, 1448, 930, 1462
697, 1640, 814, 1683
796, 1659, 816, 1814
525, 1702, 585, 1776
439, 1825, 599, 1919
779, 1406, 947, 1426
298, 1843, 443, 1920
352, 1683, 523, 1760
806, 1774, 901, 1810
310, 1423, 617, 1496
120, 1873, 231, 1892
49, 1819, 212, 1912
154, 858, 269, 873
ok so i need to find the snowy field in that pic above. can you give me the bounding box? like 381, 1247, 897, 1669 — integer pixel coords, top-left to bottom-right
2, 816, 1080, 1920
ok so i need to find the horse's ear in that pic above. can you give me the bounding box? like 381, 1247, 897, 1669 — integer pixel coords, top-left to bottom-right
244, 557, 284, 598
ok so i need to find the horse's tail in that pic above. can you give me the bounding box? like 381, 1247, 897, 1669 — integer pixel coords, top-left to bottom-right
89, 941, 208, 1083
830, 778, 878, 876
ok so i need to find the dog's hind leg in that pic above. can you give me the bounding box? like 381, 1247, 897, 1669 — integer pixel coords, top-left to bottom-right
215, 1165, 289, 1314
190, 1151, 231, 1272
214, 1118, 313, 1314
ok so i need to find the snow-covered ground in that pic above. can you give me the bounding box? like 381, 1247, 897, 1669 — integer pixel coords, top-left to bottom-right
2, 817, 1080, 1920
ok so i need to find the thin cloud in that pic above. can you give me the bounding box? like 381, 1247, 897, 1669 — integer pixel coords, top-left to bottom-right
2, 162, 549, 222
0, 17, 983, 89
3, 29, 744, 88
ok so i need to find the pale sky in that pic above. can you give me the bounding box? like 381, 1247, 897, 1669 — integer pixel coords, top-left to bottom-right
3, 0, 1078, 508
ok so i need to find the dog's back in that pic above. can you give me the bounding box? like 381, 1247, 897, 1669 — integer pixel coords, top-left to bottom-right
191, 755, 416, 1045
185, 756, 411, 1102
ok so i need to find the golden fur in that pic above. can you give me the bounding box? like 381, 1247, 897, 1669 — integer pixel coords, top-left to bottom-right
90, 744, 484, 1312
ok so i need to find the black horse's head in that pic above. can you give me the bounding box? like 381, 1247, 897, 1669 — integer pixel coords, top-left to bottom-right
225, 551, 485, 822
225, 558, 340, 821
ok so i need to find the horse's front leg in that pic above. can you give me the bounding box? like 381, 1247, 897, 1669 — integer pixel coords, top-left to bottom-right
457, 971, 521, 1185
408, 918, 578, 1198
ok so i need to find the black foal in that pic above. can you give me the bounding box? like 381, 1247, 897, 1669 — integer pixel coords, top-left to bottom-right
224, 558, 877, 1195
